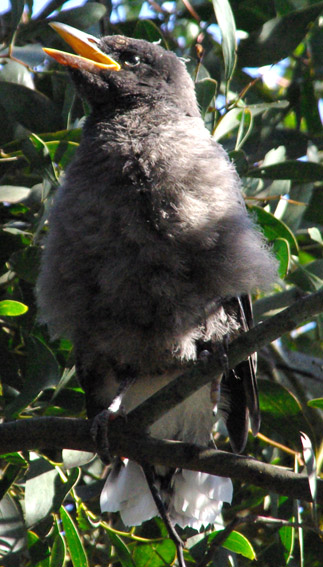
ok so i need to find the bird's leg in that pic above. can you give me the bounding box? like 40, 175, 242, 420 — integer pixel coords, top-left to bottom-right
141, 462, 186, 567
217, 334, 230, 377
197, 338, 228, 415
91, 375, 137, 464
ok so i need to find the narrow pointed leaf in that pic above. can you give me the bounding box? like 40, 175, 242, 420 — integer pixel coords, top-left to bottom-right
212, 0, 237, 83
60, 506, 88, 567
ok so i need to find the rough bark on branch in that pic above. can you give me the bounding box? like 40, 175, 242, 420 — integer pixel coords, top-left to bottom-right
1, 289, 322, 503
1, 417, 322, 504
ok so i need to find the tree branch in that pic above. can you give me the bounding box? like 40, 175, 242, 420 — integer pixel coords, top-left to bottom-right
130, 288, 323, 430
1, 290, 322, 504
0, 417, 322, 504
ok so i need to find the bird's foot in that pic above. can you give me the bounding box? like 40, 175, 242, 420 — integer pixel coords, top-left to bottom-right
91, 405, 126, 464
91, 374, 136, 463
199, 348, 212, 363
218, 334, 230, 377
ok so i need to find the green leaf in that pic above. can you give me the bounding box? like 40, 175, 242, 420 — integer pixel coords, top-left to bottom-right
8, 0, 24, 43
27, 462, 79, 529
27, 530, 50, 567
25, 457, 60, 527
250, 206, 298, 254
308, 227, 323, 246
248, 161, 323, 182
213, 101, 288, 142
21, 133, 59, 186
0, 452, 28, 466
279, 521, 295, 564
0, 60, 34, 89
229, 149, 249, 176
9, 246, 41, 284
0, 299, 28, 316
63, 450, 94, 469
60, 506, 88, 567
50, 531, 66, 567
5, 336, 60, 419
287, 260, 323, 292
49, 3, 107, 31
212, 0, 237, 85
273, 237, 290, 278
0, 82, 62, 133
300, 432, 317, 502
307, 398, 323, 409
0, 462, 24, 501
0, 185, 31, 203
107, 531, 135, 567
213, 108, 242, 141
259, 380, 310, 448
235, 107, 253, 150
9, 44, 46, 67
195, 78, 218, 118
244, 101, 289, 117
208, 529, 256, 559
0, 494, 25, 558
47, 140, 79, 169
238, 2, 323, 67
134, 20, 167, 47
132, 539, 176, 567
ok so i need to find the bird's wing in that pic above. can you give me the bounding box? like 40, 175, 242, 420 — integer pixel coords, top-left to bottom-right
219, 295, 260, 453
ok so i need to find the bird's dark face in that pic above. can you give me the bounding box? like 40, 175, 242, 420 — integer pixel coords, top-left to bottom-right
44, 23, 199, 115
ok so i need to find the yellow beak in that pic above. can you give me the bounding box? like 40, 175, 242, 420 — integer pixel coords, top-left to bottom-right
43, 22, 121, 73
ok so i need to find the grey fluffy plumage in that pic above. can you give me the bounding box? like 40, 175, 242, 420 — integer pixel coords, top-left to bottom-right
37, 33, 277, 528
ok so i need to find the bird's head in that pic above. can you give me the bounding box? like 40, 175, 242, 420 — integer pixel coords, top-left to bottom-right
44, 23, 199, 116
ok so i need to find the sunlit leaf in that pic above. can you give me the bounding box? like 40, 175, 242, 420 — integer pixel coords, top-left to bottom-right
250, 206, 298, 253
25, 457, 59, 527
300, 432, 317, 502
273, 237, 290, 278
60, 506, 88, 567
212, 0, 237, 85
132, 539, 176, 567
279, 521, 295, 565
307, 398, 323, 409
0, 494, 25, 557
208, 529, 256, 559
0, 299, 28, 316
308, 227, 323, 246
0, 185, 31, 203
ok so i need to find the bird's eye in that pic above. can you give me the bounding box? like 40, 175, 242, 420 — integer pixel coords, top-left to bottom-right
124, 55, 140, 68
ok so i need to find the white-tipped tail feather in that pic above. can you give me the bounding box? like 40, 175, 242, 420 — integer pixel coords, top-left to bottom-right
100, 459, 233, 530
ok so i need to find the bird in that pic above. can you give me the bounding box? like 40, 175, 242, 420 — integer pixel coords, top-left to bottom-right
37, 22, 277, 535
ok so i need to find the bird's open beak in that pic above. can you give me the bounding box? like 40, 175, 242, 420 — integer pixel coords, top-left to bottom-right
43, 22, 121, 73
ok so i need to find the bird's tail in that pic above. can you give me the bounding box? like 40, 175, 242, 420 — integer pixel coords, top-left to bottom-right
100, 458, 233, 530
